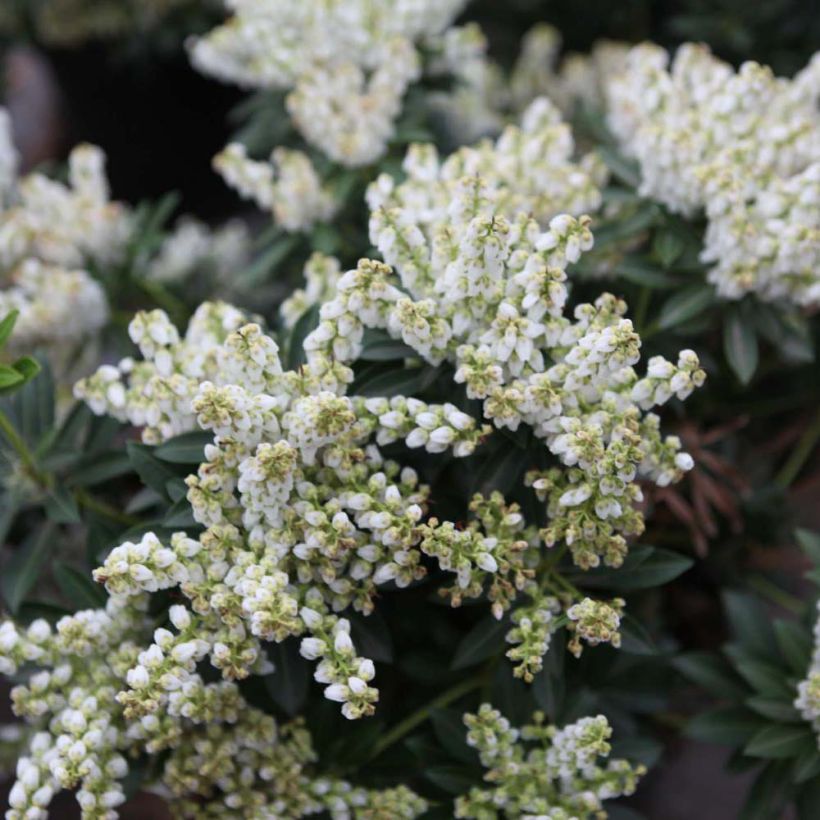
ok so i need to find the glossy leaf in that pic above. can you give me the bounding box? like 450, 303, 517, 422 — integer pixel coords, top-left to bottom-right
724, 307, 759, 384
53, 562, 107, 610
1, 523, 55, 614
265, 639, 310, 716
451, 615, 509, 670
745, 724, 816, 759
45, 485, 81, 525
658, 284, 716, 330
155, 431, 212, 464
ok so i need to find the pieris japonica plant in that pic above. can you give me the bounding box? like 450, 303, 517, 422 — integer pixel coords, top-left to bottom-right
1, 3, 820, 819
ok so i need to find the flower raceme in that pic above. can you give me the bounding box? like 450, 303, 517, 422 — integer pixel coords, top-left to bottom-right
73, 186, 703, 733
191, 0, 470, 167
606, 44, 820, 305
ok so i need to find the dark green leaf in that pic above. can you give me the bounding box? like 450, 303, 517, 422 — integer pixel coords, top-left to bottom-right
685, 706, 764, 745
0, 309, 19, 348
127, 442, 179, 501
18, 355, 54, 444
740, 762, 792, 820
349, 611, 394, 664
354, 365, 439, 398
424, 764, 481, 795
793, 749, 820, 784
265, 639, 309, 716
11, 356, 41, 385
45, 485, 81, 525
746, 696, 801, 723
658, 284, 716, 330
1, 522, 55, 614
155, 431, 212, 464
619, 616, 658, 655
732, 657, 793, 700
472, 445, 526, 497
45, 402, 92, 456
0, 365, 23, 391
796, 529, 820, 567
68, 450, 132, 487
745, 724, 815, 759
359, 334, 416, 362
674, 651, 748, 699
430, 709, 478, 765
53, 562, 107, 610
652, 230, 685, 268
724, 308, 759, 384
163, 497, 196, 528
617, 257, 679, 289
774, 620, 813, 677
451, 615, 508, 670
287, 304, 321, 371
723, 590, 778, 660
241, 235, 300, 287
532, 630, 565, 720
575, 546, 692, 591
598, 146, 641, 188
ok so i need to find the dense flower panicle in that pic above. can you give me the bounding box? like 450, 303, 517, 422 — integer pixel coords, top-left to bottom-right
74, 301, 248, 443
457, 705, 645, 818
796, 602, 820, 746
510, 24, 629, 117
605, 44, 820, 304
0, 259, 108, 356
79, 307, 492, 719
214, 143, 338, 231
566, 597, 624, 657
286, 36, 421, 167
504, 587, 561, 682
310, 139, 703, 573
367, 97, 606, 241
0, 122, 124, 370
0, 599, 428, 818
0, 141, 130, 270
147, 216, 250, 283
280, 252, 343, 330
191, 0, 468, 166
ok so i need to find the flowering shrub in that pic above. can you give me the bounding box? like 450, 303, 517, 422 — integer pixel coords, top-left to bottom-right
1, 3, 820, 819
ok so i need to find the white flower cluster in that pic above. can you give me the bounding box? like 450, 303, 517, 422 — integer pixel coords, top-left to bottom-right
457, 704, 645, 818
147, 216, 250, 283
214, 143, 337, 231
79, 309, 491, 719
0, 113, 119, 364
74, 301, 247, 443
606, 44, 820, 304
0, 600, 428, 818
795, 601, 820, 746
0, 138, 131, 271
1, 600, 143, 820
309, 147, 703, 571
367, 97, 606, 235
280, 252, 343, 330
190, 0, 469, 166
510, 24, 629, 117
0, 258, 108, 359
